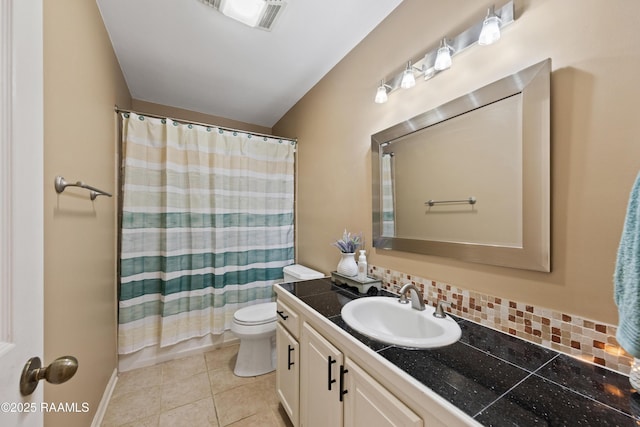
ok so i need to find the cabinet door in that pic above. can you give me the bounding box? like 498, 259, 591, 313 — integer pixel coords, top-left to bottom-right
277, 323, 299, 427
344, 358, 422, 427
300, 323, 344, 427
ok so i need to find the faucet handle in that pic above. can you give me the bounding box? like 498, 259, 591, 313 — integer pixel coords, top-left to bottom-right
433, 300, 450, 318
398, 293, 409, 304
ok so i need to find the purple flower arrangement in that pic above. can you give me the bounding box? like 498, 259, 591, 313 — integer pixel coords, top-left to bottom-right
332, 229, 363, 253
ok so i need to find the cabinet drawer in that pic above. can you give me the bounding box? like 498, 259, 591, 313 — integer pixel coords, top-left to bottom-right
276, 299, 300, 339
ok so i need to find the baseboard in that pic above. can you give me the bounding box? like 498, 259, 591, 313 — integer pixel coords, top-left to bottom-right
91, 368, 118, 427
118, 331, 239, 372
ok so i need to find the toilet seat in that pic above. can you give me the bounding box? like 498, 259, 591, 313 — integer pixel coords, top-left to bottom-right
233, 302, 277, 326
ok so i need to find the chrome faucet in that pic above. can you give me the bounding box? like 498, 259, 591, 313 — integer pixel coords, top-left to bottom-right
398, 283, 425, 311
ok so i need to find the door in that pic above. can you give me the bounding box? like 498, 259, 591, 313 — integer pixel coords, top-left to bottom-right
0, 0, 45, 425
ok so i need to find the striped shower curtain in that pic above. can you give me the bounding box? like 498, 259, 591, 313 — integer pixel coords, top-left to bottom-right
118, 113, 295, 354
381, 153, 395, 236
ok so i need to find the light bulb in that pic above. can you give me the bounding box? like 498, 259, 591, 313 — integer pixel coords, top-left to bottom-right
400, 62, 415, 89
434, 39, 452, 71
478, 8, 501, 45
374, 84, 388, 104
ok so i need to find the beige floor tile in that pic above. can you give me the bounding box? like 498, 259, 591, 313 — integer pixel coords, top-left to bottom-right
161, 354, 207, 384
255, 372, 280, 409
119, 414, 160, 427
161, 371, 213, 411
113, 364, 162, 398
271, 405, 294, 427
208, 367, 257, 395
226, 410, 280, 427
213, 382, 270, 426
106, 345, 287, 427
159, 397, 219, 427
102, 386, 162, 426
205, 344, 240, 371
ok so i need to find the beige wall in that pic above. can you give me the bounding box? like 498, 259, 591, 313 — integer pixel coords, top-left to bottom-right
43, 0, 131, 425
273, 0, 640, 325
132, 99, 272, 135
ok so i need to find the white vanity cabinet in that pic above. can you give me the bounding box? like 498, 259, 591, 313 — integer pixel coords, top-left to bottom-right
274, 282, 477, 427
299, 321, 422, 427
275, 285, 424, 427
276, 300, 300, 426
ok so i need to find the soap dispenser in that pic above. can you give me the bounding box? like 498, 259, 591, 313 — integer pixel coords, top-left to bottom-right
357, 250, 368, 281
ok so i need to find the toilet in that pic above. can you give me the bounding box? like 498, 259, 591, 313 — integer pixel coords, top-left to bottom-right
231, 264, 324, 377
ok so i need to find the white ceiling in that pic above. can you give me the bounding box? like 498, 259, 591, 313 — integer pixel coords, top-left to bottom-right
97, 0, 404, 128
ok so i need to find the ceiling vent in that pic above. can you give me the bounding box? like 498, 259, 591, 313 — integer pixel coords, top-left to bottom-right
201, 0, 287, 31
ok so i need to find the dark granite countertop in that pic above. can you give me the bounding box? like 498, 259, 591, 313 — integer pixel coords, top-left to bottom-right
278, 278, 640, 426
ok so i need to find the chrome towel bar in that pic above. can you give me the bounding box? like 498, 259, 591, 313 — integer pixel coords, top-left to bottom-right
54, 176, 112, 200
426, 197, 476, 207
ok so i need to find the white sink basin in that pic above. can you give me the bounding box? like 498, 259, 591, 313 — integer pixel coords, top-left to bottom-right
341, 297, 462, 349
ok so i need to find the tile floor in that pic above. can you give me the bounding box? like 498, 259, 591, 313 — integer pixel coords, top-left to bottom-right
101, 344, 293, 427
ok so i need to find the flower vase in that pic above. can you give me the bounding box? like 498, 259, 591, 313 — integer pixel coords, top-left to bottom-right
337, 252, 358, 277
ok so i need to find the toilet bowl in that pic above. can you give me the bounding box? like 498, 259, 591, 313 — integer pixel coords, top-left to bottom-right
231, 264, 324, 377
230, 302, 278, 377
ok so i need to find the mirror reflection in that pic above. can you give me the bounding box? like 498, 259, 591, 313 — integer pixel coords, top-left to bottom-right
382, 93, 522, 246
372, 59, 550, 271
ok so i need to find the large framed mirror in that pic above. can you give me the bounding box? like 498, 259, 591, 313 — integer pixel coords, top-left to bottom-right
371, 59, 550, 272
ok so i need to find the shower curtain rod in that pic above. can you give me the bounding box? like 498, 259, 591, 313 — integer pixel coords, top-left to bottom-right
114, 106, 297, 143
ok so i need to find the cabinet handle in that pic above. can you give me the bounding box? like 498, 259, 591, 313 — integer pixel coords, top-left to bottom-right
339, 365, 349, 402
277, 310, 289, 320
327, 356, 337, 390
287, 345, 295, 370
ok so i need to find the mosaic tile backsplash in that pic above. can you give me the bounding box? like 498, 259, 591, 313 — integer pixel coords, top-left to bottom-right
368, 265, 634, 376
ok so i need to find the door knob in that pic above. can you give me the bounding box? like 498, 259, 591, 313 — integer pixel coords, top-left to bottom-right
20, 356, 78, 396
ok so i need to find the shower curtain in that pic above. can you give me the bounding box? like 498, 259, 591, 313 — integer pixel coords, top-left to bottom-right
118, 113, 295, 354
381, 153, 395, 236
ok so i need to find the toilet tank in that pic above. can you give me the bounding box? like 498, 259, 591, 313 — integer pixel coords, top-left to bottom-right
282, 264, 324, 282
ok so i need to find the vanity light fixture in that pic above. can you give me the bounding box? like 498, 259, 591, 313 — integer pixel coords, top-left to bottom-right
400, 61, 416, 89
373, 1, 515, 104
374, 80, 391, 104
478, 6, 502, 45
434, 38, 453, 71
